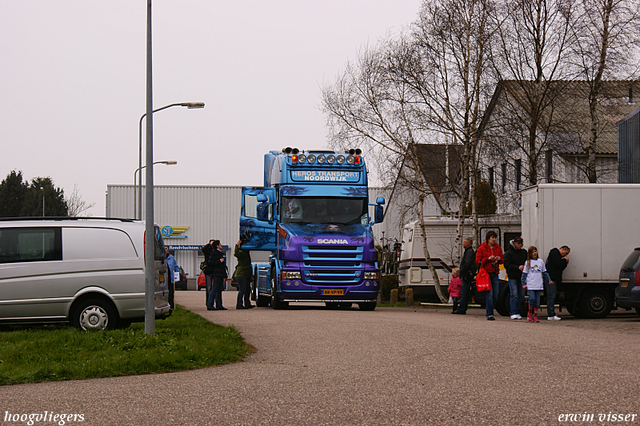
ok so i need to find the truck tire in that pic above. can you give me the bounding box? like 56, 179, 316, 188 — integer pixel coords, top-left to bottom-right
578, 288, 613, 319
358, 302, 376, 311
270, 269, 288, 310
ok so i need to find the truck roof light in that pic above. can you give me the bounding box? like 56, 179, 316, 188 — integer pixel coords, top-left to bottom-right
354, 156, 361, 164
346, 155, 355, 164
327, 155, 336, 164
355, 148, 362, 155
292, 148, 299, 154
337, 155, 345, 164
307, 154, 316, 163
317, 155, 326, 164
292, 155, 298, 163
283, 147, 293, 154
348, 149, 356, 155
298, 154, 306, 163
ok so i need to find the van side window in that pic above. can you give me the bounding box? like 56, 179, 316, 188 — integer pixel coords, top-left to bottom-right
0, 227, 62, 264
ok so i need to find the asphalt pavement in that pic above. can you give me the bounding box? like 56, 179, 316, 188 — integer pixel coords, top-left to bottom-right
1, 290, 639, 426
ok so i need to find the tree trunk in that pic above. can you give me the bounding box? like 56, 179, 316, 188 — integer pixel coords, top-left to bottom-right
417, 193, 448, 303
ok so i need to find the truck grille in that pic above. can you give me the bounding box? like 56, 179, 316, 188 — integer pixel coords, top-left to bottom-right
302, 245, 363, 284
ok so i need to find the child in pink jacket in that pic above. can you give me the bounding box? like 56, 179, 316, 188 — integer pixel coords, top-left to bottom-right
448, 268, 462, 313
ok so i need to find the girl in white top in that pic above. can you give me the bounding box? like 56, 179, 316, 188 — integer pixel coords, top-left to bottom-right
521, 246, 550, 323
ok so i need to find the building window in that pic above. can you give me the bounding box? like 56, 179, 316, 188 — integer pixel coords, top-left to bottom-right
546, 150, 553, 183
501, 163, 507, 194
488, 167, 494, 190
515, 159, 522, 190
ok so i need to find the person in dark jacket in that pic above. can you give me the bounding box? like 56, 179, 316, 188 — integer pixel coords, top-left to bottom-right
453, 237, 476, 314
476, 230, 504, 321
206, 240, 228, 311
545, 246, 570, 320
504, 237, 527, 320
202, 239, 215, 306
234, 239, 254, 309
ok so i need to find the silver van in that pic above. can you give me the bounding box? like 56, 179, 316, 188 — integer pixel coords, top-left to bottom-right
0, 218, 171, 330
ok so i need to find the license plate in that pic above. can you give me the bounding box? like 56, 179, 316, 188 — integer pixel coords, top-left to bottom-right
323, 289, 344, 296
159, 273, 165, 283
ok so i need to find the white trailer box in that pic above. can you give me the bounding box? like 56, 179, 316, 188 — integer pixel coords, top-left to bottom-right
520, 184, 640, 317
398, 215, 521, 301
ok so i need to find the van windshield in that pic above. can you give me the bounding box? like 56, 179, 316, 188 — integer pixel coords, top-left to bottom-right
281, 197, 368, 225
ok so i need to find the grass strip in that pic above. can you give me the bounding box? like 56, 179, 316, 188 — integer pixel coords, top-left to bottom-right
0, 306, 249, 385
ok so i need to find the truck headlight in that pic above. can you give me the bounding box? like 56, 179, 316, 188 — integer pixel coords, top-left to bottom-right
364, 272, 379, 280
282, 271, 301, 279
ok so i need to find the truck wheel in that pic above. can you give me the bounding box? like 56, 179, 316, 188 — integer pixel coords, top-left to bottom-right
578, 289, 613, 319
73, 298, 117, 331
270, 270, 288, 310
358, 302, 376, 311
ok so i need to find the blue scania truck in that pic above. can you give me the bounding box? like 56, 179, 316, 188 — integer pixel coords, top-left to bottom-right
239, 148, 385, 310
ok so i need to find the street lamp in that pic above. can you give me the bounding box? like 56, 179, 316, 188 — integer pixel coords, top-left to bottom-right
132, 160, 177, 219
40, 187, 44, 217
137, 102, 204, 220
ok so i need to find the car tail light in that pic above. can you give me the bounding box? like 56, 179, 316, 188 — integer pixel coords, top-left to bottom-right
143, 231, 147, 261
635, 270, 640, 287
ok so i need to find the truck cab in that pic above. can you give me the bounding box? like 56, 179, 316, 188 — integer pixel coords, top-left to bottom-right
240, 148, 384, 310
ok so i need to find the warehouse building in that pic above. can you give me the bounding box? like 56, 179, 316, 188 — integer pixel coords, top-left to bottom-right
106, 185, 399, 287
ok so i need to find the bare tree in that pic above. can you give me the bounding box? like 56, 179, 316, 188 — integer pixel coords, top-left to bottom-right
570, 0, 640, 182
486, 0, 577, 187
323, 0, 498, 302
66, 184, 95, 217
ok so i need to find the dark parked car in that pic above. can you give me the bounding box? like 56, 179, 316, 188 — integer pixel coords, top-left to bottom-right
616, 247, 640, 316
174, 267, 188, 290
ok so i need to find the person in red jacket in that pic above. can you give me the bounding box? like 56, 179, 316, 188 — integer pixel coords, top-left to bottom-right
476, 230, 504, 321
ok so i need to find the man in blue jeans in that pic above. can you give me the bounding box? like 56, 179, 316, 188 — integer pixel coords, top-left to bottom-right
504, 237, 527, 319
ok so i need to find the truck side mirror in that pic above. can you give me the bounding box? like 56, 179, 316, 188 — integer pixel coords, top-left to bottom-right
257, 194, 268, 203
376, 196, 385, 205
374, 205, 384, 224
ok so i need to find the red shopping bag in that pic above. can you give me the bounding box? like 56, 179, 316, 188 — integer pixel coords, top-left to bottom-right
476, 268, 491, 292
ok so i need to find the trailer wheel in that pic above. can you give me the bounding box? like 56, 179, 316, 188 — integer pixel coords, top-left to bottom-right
270, 269, 288, 310
496, 285, 510, 317
578, 288, 613, 319
358, 302, 376, 311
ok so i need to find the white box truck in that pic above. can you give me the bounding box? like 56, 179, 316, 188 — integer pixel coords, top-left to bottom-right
520, 184, 640, 318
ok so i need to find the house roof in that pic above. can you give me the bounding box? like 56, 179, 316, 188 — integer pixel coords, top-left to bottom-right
410, 143, 462, 193
486, 80, 640, 155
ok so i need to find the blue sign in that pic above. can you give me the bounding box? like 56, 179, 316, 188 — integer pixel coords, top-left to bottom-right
290, 170, 360, 182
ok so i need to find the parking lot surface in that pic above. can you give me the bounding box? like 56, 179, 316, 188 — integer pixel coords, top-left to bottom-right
1, 290, 639, 425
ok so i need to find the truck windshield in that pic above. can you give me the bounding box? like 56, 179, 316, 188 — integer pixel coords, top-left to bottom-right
281, 197, 368, 225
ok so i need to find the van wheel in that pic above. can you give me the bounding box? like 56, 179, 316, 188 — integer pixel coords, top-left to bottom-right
578, 289, 613, 319
73, 299, 116, 331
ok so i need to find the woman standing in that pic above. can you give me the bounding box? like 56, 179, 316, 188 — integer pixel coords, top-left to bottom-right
475, 230, 504, 321
521, 246, 551, 323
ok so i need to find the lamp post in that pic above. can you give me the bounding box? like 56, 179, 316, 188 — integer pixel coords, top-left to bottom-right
40, 187, 44, 217
137, 102, 204, 220
133, 161, 177, 219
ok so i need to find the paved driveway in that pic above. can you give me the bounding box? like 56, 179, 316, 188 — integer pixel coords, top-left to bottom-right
1, 290, 639, 425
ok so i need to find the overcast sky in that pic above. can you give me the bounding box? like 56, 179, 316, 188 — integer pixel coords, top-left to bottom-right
1, 1, 422, 216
